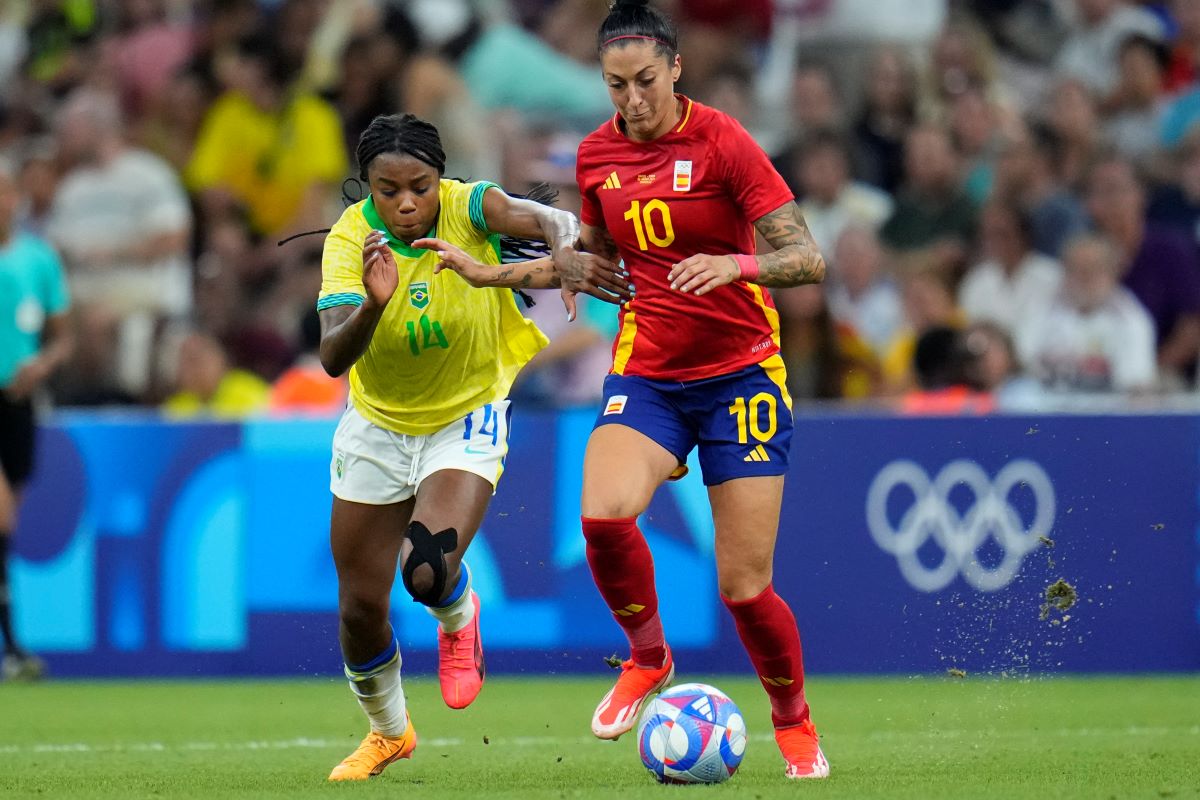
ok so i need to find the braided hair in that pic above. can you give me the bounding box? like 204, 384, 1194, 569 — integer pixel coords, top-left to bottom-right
356, 113, 446, 180
597, 0, 678, 59
284, 114, 554, 308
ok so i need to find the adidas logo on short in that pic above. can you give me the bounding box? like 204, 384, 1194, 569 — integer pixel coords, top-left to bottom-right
743, 445, 770, 462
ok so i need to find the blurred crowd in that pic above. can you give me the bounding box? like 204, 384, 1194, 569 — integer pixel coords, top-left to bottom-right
6, 0, 1200, 415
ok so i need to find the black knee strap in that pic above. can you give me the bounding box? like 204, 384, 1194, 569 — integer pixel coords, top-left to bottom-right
402, 521, 459, 605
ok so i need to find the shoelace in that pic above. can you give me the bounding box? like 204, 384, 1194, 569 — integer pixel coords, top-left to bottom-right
777, 724, 819, 760
343, 733, 392, 767
442, 629, 477, 671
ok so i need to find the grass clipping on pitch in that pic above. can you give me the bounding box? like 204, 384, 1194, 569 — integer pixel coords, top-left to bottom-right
1039, 578, 1078, 623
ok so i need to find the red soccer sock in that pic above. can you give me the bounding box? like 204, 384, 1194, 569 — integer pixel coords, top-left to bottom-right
723, 584, 810, 728
582, 516, 666, 668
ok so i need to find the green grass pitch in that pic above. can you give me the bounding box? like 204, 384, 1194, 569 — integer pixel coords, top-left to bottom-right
2, 674, 1198, 799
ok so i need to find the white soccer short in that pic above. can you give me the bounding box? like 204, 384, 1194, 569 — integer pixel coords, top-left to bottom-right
330, 399, 512, 504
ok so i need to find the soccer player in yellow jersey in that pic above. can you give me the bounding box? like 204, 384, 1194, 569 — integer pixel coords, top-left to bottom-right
319, 113, 629, 781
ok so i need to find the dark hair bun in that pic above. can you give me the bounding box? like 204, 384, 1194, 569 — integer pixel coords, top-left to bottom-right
600, 0, 676, 54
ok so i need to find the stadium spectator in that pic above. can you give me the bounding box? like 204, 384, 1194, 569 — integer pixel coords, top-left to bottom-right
992, 121, 1089, 257
826, 225, 904, 357
1047, 78, 1108, 189
696, 61, 758, 128
882, 266, 966, 394
136, 66, 215, 175
408, 0, 613, 126
23, 0, 101, 93
162, 330, 270, 419
1147, 130, 1200, 243
792, 130, 893, 257
14, 142, 57, 238
922, 14, 1010, 120
776, 283, 880, 401
762, 59, 847, 167
668, 0, 774, 93
0, 5, 26, 100
103, 0, 195, 119
949, 87, 1003, 204
0, 157, 72, 681
46, 87, 191, 403
1019, 234, 1158, 392
310, 3, 497, 181
1104, 34, 1170, 163
962, 320, 1046, 411
329, 10, 419, 158
536, 0, 611, 64
1165, 0, 1200, 92
1085, 154, 1200, 383
958, 200, 1063, 338
1054, 0, 1164, 97
790, 62, 845, 137
900, 326, 995, 415
268, 309, 347, 416
879, 124, 977, 274
186, 32, 348, 238
852, 47, 920, 194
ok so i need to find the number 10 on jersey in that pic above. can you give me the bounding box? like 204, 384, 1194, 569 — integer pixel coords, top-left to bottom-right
624, 199, 675, 251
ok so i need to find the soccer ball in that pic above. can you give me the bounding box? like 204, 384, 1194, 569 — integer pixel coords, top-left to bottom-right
636, 683, 747, 784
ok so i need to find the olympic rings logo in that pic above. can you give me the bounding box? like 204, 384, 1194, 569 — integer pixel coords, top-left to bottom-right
865, 459, 1056, 593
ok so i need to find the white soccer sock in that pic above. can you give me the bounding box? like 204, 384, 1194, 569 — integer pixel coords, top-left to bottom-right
426, 566, 475, 633
345, 648, 407, 737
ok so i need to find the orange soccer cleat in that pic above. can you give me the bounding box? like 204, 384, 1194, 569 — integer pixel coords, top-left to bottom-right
591, 647, 675, 740
328, 713, 418, 781
438, 591, 485, 709
775, 718, 830, 779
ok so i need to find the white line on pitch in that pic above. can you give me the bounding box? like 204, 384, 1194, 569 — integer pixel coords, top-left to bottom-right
1, 725, 1196, 756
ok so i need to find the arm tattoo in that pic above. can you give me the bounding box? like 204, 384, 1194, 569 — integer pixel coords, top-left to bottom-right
582, 226, 620, 262
751, 203, 826, 287
524, 264, 562, 288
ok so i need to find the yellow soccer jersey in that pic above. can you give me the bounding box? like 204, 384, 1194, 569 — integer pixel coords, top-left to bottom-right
318, 179, 548, 435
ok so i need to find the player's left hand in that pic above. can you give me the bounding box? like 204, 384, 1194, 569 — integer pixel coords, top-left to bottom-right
414, 237, 492, 287
668, 254, 740, 296
7, 357, 50, 400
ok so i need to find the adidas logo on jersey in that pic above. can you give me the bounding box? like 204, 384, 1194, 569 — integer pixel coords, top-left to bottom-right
601, 171, 622, 190
743, 445, 770, 462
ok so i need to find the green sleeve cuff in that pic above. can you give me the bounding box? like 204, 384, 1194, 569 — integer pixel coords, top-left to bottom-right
469, 181, 501, 233
317, 292, 365, 310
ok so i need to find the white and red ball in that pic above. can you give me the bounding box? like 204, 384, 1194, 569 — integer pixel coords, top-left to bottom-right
636, 683, 747, 784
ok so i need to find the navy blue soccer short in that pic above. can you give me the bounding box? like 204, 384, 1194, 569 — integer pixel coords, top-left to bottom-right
593, 357, 793, 486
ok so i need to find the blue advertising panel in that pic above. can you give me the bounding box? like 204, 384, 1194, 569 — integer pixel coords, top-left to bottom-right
11, 410, 1200, 677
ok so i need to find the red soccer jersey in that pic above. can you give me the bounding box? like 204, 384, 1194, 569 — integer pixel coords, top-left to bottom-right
577, 97, 795, 381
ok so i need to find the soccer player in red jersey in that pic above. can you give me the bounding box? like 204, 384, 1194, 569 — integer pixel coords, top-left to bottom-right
570, 0, 829, 780
427, 0, 830, 780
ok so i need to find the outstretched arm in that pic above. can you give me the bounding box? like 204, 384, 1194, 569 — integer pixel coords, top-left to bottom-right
416, 237, 559, 289
481, 187, 631, 303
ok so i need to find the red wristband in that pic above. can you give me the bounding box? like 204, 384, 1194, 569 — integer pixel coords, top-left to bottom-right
733, 254, 759, 282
